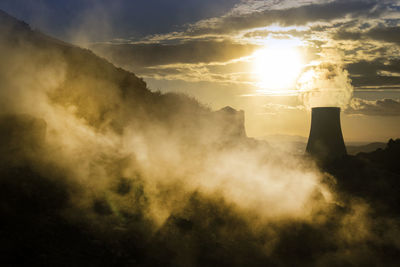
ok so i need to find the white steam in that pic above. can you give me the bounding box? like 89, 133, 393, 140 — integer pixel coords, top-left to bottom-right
296, 51, 353, 109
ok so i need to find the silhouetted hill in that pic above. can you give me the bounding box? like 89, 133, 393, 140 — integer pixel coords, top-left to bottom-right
326, 139, 400, 217
356, 139, 400, 174
0, 9, 248, 146
346, 141, 386, 155
257, 139, 386, 155
0, 10, 266, 266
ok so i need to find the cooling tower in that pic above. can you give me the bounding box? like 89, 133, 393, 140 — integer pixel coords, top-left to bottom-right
306, 107, 347, 161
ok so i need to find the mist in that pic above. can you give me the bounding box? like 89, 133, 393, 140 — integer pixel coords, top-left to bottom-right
0, 20, 327, 223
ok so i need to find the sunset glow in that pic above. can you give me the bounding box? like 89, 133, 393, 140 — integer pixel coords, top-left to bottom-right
252, 45, 303, 95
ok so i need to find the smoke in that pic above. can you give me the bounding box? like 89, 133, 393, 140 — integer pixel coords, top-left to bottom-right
1, 17, 400, 266
296, 50, 353, 109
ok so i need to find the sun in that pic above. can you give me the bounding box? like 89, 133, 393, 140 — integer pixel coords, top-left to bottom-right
252, 46, 303, 94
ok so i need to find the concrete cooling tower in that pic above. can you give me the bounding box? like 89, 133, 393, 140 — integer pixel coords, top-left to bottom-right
306, 107, 347, 162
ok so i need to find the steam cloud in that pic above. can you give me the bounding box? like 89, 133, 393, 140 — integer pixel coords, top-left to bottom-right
297, 51, 354, 109
0, 34, 326, 222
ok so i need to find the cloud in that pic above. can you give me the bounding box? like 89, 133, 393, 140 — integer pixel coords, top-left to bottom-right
334, 25, 400, 45
74, 0, 400, 97
345, 98, 400, 116
348, 58, 400, 76
137, 64, 255, 84
347, 58, 400, 87
189, 0, 379, 35
263, 103, 304, 115
297, 58, 354, 109
89, 40, 258, 84
90, 40, 259, 68
0, 0, 241, 42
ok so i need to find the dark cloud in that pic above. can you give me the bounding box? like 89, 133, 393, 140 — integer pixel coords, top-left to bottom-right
0, 0, 240, 42
334, 29, 363, 40
243, 29, 309, 38
191, 0, 379, 35
346, 98, 400, 116
90, 40, 259, 68
347, 59, 400, 87
367, 26, 400, 44
335, 25, 400, 45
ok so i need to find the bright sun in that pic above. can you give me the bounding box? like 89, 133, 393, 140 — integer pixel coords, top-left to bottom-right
253, 46, 303, 94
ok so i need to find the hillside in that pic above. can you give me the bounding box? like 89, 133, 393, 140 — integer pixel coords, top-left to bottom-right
346, 141, 386, 155
0, 10, 267, 266
0, 9, 245, 145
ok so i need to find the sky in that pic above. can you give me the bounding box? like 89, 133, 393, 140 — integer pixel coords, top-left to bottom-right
1, 0, 399, 142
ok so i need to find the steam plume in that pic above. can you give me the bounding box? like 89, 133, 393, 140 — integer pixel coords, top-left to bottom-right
297, 51, 353, 109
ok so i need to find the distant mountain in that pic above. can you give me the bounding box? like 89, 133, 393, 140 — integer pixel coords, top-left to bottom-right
356, 139, 400, 174
260, 134, 307, 143
346, 142, 386, 155
260, 134, 386, 155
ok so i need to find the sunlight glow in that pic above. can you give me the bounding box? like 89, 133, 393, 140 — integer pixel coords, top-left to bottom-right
252, 45, 303, 95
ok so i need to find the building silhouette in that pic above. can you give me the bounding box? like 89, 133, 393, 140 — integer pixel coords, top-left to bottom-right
306, 107, 347, 162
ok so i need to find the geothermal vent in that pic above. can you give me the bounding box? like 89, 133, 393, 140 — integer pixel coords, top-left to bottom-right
306, 107, 347, 161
